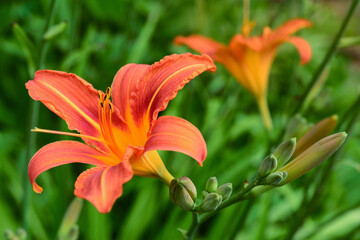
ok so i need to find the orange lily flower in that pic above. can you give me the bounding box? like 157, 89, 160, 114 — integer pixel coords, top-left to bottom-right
175, 18, 312, 130
26, 53, 216, 213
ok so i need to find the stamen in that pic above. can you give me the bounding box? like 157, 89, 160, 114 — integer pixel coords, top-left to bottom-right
106, 87, 111, 96
32, 127, 107, 143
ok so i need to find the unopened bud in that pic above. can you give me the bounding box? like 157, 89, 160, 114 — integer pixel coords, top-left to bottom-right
280, 132, 347, 185
202, 190, 209, 199
216, 183, 232, 201
169, 177, 197, 211
16, 228, 27, 240
205, 177, 218, 192
57, 198, 83, 239
4, 230, 16, 240
258, 154, 277, 177
265, 171, 287, 185
284, 114, 308, 139
273, 138, 296, 167
200, 193, 222, 212
294, 115, 338, 158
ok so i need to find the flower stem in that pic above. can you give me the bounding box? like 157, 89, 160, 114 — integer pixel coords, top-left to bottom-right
296, 0, 360, 115
257, 96, 273, 131
22, 0, 57, 233
186, 213, 200, 240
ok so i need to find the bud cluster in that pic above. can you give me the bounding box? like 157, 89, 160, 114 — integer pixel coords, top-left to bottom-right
252, 115, 346, 196
169, 176, 233, 212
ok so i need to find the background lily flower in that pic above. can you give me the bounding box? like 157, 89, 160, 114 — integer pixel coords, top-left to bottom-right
26, 53, 216, 213
174, 18, 312, 130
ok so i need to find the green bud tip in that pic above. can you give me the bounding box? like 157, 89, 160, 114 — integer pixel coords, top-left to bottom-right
273, 138, 296, 168
205, 176, 218, 192
202, 190, 209, 199
216, 183, 233, 201
169, 177, 197, 211
258, 154, 278, 178
200, 193, 222, 212
265, 171, 287, 186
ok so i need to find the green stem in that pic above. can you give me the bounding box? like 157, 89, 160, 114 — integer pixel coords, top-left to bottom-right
187, 212, 200, 240
22, 0, 58, 234
295, 0, 360, 115
257, 95, 273, 131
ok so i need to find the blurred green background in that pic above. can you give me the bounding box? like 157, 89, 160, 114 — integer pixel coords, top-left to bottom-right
1, 0, 360, 239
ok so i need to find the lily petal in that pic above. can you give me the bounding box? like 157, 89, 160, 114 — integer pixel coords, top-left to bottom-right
26, 70, 104, 149
74, 162, 133, 213
174, 35, 225, 60
131, 53, 216, 127
274, 18, 312, 38
286, 36, 312, 65
111, 64, 150, 122
145, 116, 207, 165
28, 141, 110, 193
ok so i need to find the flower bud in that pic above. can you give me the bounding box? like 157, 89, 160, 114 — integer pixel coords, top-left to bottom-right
216, 183, 232, 201
293, 115, 338, 158
284, 114, 308, 139
258, 154, 277, 177
205, 176, 218, 192
4, 230, 16, 240
57, 198, 83, 239
273, 138, 296, 167
200, 193, 222, 212
280, 132, 347, 185
169, 177, 197, 211
16, 228, 27, 240
265, 171, 287, 186
202, 190, 209, 199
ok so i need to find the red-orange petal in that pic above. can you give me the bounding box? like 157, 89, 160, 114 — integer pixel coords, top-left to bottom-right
26, 70, 104, 150
74, 162, 133, 213
130, 53, 216, 127
174, 35, 225, 60
28, 141, 109, 193
274, 18, 312, 38
287, 36, 312, 65
111, 64, 150, 121
145, 116, 207, 165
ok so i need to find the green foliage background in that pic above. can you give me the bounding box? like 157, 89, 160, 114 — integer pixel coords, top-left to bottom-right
1, 0, 360, 239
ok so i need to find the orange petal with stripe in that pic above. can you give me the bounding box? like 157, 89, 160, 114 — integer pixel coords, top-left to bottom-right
145, 116, 207, 165
74, 162, 133, 213
111, 64, 150, 122
26, 70, 105, 150
28, 141, 109, 193
130, 53, 216, 127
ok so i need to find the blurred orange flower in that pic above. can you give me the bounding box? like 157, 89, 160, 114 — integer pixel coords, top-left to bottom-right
175, 18, 312, 130
26, 53, 216, 213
